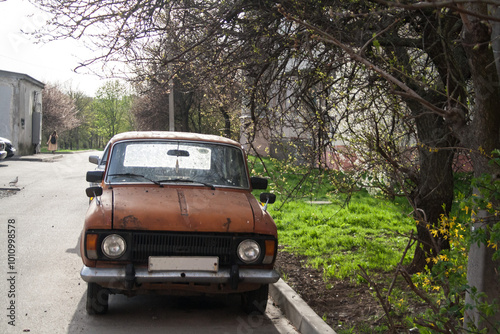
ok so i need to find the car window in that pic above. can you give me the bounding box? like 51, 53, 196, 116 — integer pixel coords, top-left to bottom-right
99, 144, 110, 168
106, 140, 249, 188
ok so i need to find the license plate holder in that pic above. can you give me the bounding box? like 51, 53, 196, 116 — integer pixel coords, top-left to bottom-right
148, 256, 219, 272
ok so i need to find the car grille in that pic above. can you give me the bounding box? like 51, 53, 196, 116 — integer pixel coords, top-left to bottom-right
131, 232, 234, 264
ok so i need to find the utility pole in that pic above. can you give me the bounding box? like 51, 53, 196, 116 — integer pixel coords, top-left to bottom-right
463, 4, 500, 332
169, 79, 175, 131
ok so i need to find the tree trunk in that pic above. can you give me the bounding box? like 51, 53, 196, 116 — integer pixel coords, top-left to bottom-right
394, 12, 463, 273
176, 90, 194, 132
219, 107, 232, 138
406, 102, 456, 273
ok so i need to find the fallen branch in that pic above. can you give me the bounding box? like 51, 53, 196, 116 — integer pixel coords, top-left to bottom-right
358, 265, 397, 333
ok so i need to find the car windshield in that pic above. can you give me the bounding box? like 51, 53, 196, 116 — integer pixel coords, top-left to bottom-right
106, 140, 250, 189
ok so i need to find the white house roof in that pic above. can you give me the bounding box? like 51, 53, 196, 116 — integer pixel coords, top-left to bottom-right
0, 69, 45, 88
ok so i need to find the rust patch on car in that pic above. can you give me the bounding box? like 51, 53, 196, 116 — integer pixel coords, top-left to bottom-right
177, 190, 189, 216
223, 218, 231, 232
119, 215, 141, 229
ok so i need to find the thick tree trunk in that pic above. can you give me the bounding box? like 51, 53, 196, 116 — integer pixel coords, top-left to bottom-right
406, 104, 456, 273
396, 12, 463, 273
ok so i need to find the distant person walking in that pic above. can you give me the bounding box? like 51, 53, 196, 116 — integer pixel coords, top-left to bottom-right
47, 131, 58, 153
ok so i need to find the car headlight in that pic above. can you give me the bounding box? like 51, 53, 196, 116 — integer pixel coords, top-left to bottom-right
101, 234, 126, 259
237, 239, 261, 263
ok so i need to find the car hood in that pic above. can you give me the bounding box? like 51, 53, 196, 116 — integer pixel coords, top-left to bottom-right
0, 137, 12, 144
112, 186, 257, 233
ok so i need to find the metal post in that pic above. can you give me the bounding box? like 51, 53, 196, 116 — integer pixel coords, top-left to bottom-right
169, 79, 175, 131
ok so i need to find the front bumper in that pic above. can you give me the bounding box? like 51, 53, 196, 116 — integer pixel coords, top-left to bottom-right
81, 265, 279, 286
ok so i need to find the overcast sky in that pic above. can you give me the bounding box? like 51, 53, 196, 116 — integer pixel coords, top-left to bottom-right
0, 0, 109, 96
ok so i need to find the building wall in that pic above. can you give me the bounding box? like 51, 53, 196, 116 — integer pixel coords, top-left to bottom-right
0, 70, 44, 155
0, 83, 14, 140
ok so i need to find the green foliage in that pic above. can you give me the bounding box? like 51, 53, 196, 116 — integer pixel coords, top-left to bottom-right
42, 82, 136, 150
92, 81, 134, 140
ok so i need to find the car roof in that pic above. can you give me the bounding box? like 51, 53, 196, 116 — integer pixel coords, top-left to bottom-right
108, 131, 243, 148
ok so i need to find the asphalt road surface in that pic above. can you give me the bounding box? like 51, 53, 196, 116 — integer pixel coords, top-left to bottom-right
0, 152, 298, 334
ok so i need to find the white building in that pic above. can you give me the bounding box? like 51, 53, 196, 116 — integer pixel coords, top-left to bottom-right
0, 70, 45, 155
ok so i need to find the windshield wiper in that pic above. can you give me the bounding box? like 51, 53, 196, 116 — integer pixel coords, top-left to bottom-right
158, 178, 215, 190
108, 173, 162, 186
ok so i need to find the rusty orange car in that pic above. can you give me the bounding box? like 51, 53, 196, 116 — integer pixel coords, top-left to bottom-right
81, 131, 278, 315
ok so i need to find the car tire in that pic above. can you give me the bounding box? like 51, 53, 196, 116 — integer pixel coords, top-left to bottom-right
241, 284, 269, 314
86, 282, 109, 315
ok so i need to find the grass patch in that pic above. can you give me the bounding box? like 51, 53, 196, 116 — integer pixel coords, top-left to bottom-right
250, 156, 416, 281
270, 193, 415, 281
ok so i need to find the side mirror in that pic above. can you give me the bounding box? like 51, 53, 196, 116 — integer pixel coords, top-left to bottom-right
86, 170, 104, 183
251, 177, 268, 190
260, 193, 276, 204
89, 155, 100, 165
86, 186, 103, 198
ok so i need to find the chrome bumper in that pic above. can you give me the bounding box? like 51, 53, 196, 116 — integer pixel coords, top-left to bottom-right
81, 265, 280, 285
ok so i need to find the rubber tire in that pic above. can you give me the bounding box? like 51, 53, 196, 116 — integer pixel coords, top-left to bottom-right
86, 282, 109, 315
242, 284, 269, 314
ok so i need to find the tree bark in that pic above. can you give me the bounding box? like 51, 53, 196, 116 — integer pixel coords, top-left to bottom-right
390, 11, 462, 271
405, 101, 456, 273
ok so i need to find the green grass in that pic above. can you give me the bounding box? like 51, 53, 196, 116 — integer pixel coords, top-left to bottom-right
250, 156, 416, 281
270, 193, 415, 281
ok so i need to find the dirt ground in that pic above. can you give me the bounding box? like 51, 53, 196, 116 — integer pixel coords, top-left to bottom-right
274, 248, 392, 333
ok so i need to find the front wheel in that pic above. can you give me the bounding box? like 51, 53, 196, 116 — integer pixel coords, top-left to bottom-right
86, 282, 109, 315
241, 284, 269, 314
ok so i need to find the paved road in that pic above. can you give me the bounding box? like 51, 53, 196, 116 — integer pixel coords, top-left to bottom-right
0, 152, 298, 334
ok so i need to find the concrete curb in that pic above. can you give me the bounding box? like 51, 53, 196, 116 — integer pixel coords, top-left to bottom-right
10, 154, 64, 162
270, 279, 337, 334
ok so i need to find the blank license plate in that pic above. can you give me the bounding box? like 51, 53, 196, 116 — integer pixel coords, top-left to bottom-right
148, 256, 219, 272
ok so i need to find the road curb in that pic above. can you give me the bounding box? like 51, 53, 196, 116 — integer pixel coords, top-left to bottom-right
270, 279, 337, 334
11, 154, 64, 162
